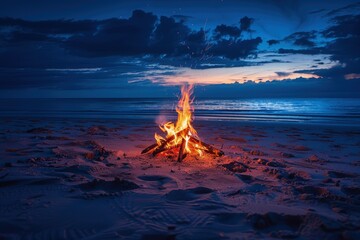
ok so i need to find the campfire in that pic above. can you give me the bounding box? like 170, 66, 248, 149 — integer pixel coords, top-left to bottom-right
141, 85, 224, 162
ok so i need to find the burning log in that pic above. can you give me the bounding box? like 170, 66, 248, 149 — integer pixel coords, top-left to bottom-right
140, 85, 225, 161
151, 128, 189, 156
141, 136, 223, 159
189, 136, 224, 157
142, 132, 224, 160
153, 143, 180, 156
141, 143, 159, 154
177, 137, 186, 162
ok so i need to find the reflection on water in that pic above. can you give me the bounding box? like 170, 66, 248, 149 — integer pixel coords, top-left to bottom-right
0, 98, 359, 126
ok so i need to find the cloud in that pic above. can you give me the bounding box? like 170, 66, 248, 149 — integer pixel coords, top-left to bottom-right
0, 8, 264, 91
171, 15, 193, 22
239, 16, 254, 32
322, 14, 360, 38
316, 14, 360, 79
214, 24, 241, 39
267, 39, 280, 46
1, 6, 358, 96
276, 12, 360, 81
284, 31, 317, 47
0, 10, 263, 62
211, 37, 262, 60
66, 10, 158, 57
278, 47, 323, 55
150, 15, 190, 55
275, 72, 291, 77
0, 17, 97, 34
324, 2, 360, 17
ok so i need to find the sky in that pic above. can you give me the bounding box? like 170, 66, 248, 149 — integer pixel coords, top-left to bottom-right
0, 0, 359, 98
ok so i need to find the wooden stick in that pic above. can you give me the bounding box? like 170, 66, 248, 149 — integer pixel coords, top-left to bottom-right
189, 136, 224, 157
152, 143, 180, 156
151, 128, 189, 156
141, 127, 225, 158
141, 128, 188, 155
177, 137, 186, 162
141, 143, 159, 154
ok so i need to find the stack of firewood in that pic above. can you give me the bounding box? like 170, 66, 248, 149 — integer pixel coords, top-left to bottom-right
141, 128, 224, 162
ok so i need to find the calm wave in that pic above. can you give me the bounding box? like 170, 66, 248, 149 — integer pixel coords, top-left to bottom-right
0, 98, 359, 126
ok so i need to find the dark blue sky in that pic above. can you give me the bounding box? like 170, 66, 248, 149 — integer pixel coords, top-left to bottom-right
0, 0, 359, 98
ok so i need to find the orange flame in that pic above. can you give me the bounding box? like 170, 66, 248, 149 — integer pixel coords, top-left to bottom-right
155, 85, 202, 156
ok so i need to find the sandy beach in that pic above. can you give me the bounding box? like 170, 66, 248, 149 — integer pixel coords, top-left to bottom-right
1, 0, 360, 238
1, 117, 359, 239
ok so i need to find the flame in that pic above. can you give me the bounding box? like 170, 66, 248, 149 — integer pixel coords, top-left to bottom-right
142, 84, 224, 160
156, 85, 202, 156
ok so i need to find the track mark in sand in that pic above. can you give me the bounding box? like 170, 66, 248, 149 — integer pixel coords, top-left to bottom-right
56, 165, 92, 176
111, 192, 216, 235
78, 178, 139, 193
0, 182, 68, 198
137, 175, 179, 189
0, 177, 61, 189
165, 187, 214, 201
16, 227, 98, 240
191, 199, 237, 211
0, 184, 69, 217
213, 212, 247, 225
328, 170, 357, 178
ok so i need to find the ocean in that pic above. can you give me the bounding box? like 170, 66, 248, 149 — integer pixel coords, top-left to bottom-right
1, 98, 359, 126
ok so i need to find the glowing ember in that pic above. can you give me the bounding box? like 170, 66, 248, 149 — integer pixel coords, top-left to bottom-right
142, 85, 224, 162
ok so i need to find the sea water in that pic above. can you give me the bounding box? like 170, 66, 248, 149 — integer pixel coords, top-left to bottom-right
0, 98, 359, 126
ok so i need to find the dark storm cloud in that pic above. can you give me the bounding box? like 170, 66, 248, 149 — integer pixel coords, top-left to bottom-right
211, 37, 262, 60
0, 17, 97, 34
0, 9, 264, 91
317, 14, 360, 79
264, 31, 317, 49
213, 16, 254, 40
274, 13, 360, 80
0, 8, 265, 92
239, 16, 254, 32
210, 16, 262, 60
66, 10, 158, 56
4, 31, 55, 43
214, 24, 241, 39
267, 39, 280, 46
322, 14, 360, 38
284, 31, 317, 47
150, 15, 190, 55
0, 10, 262, 61
1, 2, 359, 96
324, 2, 360, 17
